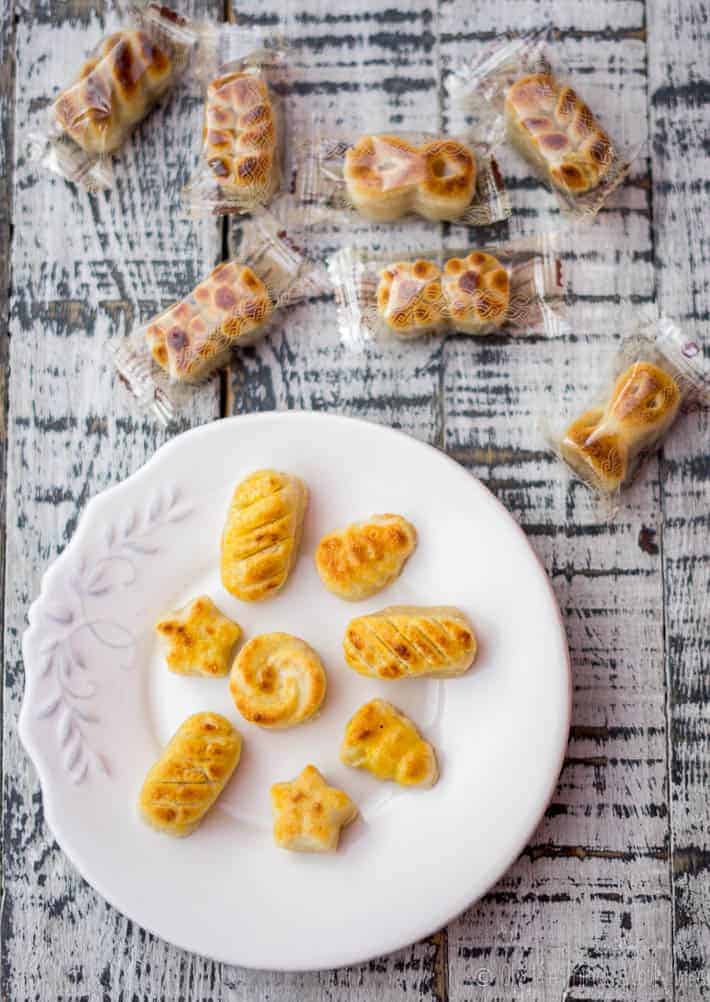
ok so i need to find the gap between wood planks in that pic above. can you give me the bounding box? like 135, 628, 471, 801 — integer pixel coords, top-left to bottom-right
221, 0, 237, 421
220, 216, 233, 417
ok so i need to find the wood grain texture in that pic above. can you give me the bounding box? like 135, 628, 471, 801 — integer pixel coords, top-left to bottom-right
647, 0, 710, 998
2, 0, 709, 997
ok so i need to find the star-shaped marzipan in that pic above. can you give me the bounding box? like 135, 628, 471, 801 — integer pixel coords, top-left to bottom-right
156, 596, 242, 677
270, 764, 358, 852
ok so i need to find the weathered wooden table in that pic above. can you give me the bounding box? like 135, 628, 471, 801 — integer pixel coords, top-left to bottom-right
2, 0, 708, 998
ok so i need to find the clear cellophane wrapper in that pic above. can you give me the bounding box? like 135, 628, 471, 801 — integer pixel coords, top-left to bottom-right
181, 26, 289, 216
29, 3, 197, 191
110, 213, 327, 424
290, 126, 510, 228
548, 313, 709, 507
447, 30, 640, 218
328, 232, 564, 351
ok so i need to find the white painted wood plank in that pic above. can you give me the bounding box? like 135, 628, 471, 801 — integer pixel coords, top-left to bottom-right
224, 3, 447, 995
450, 859, 671, 999
224, 2, 448, 995
229, 0, 446, 446
647, 0, 710, 997
440, 2, 646, 33
1, 2, 222, 1000
440, 0, 676, 997
443, 341, 674, 1000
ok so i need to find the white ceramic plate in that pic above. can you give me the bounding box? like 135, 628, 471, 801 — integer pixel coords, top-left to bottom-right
20, 411, 570, 971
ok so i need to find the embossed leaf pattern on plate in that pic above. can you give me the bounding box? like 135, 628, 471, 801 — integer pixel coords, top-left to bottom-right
31, 484, 192, 785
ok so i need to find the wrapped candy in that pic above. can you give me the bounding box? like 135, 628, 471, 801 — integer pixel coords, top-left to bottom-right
182, 28, 287, 215
292, 129, 510, 227
32, 3, 196, 190
550, 314, 709, 502
506, 73, 612, 196
111, 214, 326, 423
328, 233, 564, 350
448, 31, 639, 217
144, 260, 274, 381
